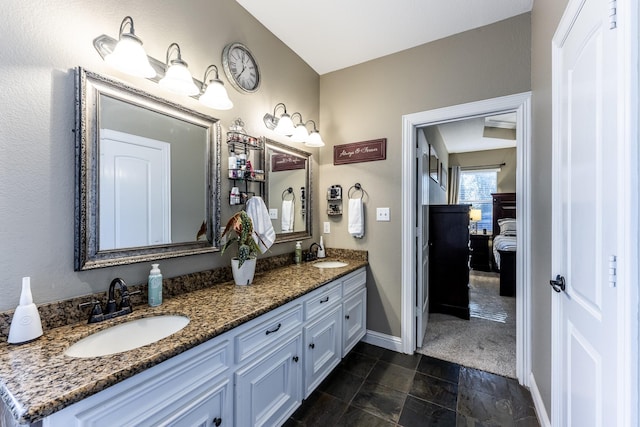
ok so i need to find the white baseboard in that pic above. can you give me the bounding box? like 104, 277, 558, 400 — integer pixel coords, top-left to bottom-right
362, 330, 404, 353
529, 372, 551, 427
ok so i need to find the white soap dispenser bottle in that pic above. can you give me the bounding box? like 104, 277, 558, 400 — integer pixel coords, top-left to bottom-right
317, 236, 326, 259
8, 277, 43, 344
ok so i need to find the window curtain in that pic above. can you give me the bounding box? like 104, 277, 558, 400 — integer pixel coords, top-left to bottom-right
448, 165, 460, 204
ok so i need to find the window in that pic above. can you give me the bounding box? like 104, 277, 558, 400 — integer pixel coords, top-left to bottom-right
458, 169, 498, 233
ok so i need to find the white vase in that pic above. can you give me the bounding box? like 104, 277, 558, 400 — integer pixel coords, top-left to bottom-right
231, 257, 256, 286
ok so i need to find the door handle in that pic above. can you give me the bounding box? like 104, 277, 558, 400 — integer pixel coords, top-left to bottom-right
549, 275, 566, 293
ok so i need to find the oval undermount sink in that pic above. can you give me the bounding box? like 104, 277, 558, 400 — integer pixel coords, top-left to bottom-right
65, 315, 190, 358
312, 261, 349, 269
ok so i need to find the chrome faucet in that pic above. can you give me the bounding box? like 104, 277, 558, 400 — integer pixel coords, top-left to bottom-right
79, 277, 140, 324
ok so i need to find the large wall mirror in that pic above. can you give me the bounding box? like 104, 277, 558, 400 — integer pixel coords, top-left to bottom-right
263, 139, 312, 243
75, 68, 221, 270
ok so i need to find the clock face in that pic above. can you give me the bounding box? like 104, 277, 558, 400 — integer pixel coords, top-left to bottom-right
222, 43, 260, 93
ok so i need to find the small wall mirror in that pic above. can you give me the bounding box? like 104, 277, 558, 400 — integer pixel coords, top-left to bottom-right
263, 139, 312, 243
75, 68, 221, 270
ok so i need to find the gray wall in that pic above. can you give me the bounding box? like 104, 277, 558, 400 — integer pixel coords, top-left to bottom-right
530, 0, 570, 414
319, 13, 531, 337
0, 0, 320, 311
423, 127, 448, 205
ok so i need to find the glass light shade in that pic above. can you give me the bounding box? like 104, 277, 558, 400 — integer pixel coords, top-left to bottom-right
105, 35, 156, 78
199, 79, 233, 110
159, 62, 199, 96
305, 130, 325, 147
274, 113, 295, 136
291, 124, 309, 143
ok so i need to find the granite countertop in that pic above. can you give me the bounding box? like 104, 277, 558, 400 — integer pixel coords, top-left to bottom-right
0, 258, 367, 424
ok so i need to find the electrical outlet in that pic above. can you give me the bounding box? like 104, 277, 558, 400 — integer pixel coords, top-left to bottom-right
269, 208, 278, 220
376, 207, 390, 222
323, 222, 331, 233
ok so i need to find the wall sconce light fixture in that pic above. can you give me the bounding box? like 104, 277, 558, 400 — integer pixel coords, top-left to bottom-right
199, 65, 233, 110
159, 43, 199, 96
290, 113, 309, 143
304, 120, 325, 147
263, 103, 325, 147
273, 103, 296, 136
104, 16, 155, 78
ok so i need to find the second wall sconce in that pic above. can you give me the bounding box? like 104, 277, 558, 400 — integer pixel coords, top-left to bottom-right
263, 103, 325, 147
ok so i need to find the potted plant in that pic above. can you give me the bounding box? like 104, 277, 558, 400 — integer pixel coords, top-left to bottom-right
221, 210, 262, 285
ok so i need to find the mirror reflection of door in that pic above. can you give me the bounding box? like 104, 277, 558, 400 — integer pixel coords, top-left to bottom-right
99, 129, 171, 250
268, 151, 307, 234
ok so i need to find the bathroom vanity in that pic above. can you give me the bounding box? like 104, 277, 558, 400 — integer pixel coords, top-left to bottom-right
0, 261, 367, 426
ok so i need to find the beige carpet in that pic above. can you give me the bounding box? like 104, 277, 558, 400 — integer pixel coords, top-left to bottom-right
416, 271, 517, 378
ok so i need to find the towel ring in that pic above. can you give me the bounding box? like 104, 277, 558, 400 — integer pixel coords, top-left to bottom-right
282, 187, 295, 201
348, 183, 365, 199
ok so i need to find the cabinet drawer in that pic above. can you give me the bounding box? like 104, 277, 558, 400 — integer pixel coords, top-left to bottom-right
235, 305, 303, 364
342, 268, 366, 297
304, 281, 342, 320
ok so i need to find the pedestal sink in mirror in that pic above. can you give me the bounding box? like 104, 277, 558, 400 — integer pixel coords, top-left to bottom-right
65, 315, 190, 358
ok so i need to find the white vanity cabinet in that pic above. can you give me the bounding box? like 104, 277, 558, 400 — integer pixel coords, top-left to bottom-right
44, 338, 232, 427
233, 305, 303, 427
41, 267, 366, 427
342, 269, 367, 356
302, 282, 343, 397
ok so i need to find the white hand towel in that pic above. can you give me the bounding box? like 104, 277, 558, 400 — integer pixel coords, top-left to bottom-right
281, 199, 295, 232
348, 198, 364, 238
245, 196, 275, 252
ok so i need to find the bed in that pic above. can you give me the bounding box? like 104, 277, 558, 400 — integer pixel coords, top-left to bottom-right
491, 192, 516, 296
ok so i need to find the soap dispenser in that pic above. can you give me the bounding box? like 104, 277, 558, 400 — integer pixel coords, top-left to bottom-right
295, 241, 302, 264
148, 263, 163, 307
317, 236, 326, 259
8, 277, 43, 344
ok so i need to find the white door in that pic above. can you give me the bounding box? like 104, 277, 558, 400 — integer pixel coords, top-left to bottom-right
551, 0, 621, 425
416, 130, 429, 347
99, 129, 171, 250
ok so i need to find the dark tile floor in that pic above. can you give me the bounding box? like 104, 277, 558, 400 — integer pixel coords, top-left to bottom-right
284, 342, 539, 427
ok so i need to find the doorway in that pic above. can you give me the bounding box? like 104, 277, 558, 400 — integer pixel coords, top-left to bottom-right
417, 116, 518, 378
400, 92, 532, 386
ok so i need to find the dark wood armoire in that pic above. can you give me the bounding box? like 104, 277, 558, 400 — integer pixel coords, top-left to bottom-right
429, 204, 470, 320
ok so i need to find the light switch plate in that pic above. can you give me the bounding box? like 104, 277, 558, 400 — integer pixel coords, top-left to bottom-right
269, 209, 278, 220
323, 222, 331, 233
376, 207, 390, 222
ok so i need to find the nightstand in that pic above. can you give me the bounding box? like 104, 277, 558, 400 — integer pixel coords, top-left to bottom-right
469, 233, 492, 272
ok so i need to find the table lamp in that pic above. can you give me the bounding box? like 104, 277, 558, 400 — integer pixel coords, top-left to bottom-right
469, 209, 482, 234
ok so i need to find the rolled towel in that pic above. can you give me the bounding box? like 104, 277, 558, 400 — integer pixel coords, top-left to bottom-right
348, 198, 364, 238
245, 196, 276, 252
281, 199, 294, 232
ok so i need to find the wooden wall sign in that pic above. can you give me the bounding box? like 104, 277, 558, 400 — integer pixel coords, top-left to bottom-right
271, 153, 306, 172
333, 138, 386, 165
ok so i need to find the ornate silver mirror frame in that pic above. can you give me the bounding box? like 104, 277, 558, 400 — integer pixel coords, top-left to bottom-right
74, 67, 221, 270
263, 138, 312, 243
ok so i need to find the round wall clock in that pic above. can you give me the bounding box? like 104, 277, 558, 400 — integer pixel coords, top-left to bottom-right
221, 42, 261, 93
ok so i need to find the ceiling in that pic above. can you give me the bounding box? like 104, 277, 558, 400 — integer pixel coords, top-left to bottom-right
434, 113, 517, 153
235, 0, 533, 75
